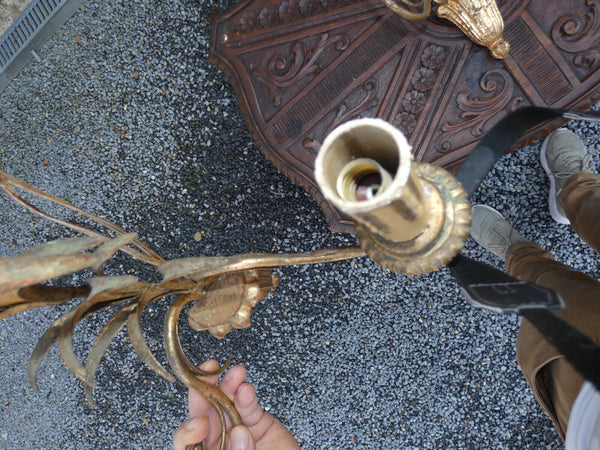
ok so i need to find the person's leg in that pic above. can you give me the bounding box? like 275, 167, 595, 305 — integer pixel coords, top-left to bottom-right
560, 171, 600, 254
506, 241, 600, 439
471, 205, 600, 440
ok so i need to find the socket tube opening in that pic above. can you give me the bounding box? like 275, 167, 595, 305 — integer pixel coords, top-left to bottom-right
315, 118, 413, 215
337, 158, 393, 202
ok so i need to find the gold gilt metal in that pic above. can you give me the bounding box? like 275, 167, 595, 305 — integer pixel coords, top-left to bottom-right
353, 162, 472, 274
187, 270, 279, 339
436, 0, 510, 59
0, 118, 471, 447
381, 0, 431, 20
0, 168, 365, 450
382, 0, 510, 59
315, 118, 471, 275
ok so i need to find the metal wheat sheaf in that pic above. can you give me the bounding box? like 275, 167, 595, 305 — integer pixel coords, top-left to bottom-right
0, 112, 474, 448
0, 169, 365, 449
5, 0, 600, 446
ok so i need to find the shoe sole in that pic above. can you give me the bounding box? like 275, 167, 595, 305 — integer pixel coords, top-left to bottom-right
540, 134, 570, 225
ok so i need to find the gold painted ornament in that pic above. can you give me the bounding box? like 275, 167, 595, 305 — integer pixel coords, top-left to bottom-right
0, 118, 470, 449
382, 0, 510, 59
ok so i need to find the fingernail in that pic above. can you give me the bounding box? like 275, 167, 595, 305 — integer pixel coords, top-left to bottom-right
199, 360, 213, 370
184, 416, 202, 431
230, 425, 251, 450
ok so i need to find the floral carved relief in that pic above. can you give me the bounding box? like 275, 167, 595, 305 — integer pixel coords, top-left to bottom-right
303, 79, 379, 154
437, 68, 524, 152
232, 0, 357, 35
552, 0, 600, 69
325, 79, 379, 135
259, 5, 277, 27
402, 91, 427, 113
395, 112, 417, 135
393, 44, 446, 136
251, 33, 350, 106
421, 44, 446, 69
411, 67, 436, 91
280, 0, 300, 20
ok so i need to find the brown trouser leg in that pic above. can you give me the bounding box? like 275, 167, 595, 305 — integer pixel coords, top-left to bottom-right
559, 171, 600, 254
507, 210, 600, 438
508, 171, 600, 438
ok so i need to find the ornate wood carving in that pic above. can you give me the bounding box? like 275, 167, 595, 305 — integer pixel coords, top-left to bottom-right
209, 0, 600, 232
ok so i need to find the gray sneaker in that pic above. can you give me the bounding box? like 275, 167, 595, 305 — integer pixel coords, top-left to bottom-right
470, 205, 528, 260
540, 128, 592, 224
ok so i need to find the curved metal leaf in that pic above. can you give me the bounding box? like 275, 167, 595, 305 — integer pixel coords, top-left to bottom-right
173, 288, 232, 377
87, 276, 141, 299
127, 285, 179, 383
18, 236, 104, 258
57, 276, 148, 384
57, 298, 133, 385
163, 294, 240, 450
84, 302, 137, 407
0, 234, 138, 293
28, 310, 77, 391
158, 247, 365, 282
1, 246, 100, 293
0, 285, 90, 319
0, 169, 164, 266
89, 233, 137, 271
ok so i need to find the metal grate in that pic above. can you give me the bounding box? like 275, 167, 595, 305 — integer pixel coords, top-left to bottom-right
0, 0, 82, 92
0, 0, 66, 69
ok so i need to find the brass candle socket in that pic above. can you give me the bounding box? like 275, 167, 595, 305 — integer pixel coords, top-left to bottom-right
315, 118, 471, 275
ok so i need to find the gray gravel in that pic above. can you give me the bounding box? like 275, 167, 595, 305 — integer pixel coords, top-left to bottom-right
1, 1, 599, 448
0, 0, 32, 36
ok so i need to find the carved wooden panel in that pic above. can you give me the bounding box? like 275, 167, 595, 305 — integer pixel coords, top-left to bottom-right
209, 0, 600, 232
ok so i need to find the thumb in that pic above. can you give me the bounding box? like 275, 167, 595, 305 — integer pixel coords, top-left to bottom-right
227, 425, 256, 450
173, 416, 209, 450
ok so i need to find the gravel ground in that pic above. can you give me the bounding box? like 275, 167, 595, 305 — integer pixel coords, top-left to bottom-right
1, 1, 599, 448
0, 0, 32, 36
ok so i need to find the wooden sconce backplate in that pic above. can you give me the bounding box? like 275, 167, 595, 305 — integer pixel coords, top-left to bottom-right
209, 0, 600, 232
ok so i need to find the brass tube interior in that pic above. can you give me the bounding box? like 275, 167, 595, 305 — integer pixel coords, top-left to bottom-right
336, 158, 393, 202
315, 118, 430, 242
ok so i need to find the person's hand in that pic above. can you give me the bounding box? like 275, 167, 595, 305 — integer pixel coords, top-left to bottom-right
173, 360, 300, 450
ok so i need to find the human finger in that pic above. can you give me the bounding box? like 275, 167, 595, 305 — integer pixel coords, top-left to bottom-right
226, 425, 256, 450
173, 415, 209, 450
233, 386, 300, 449
188, 360, 222, 417
234, 383, 266, 428
218, 365, 247, 401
